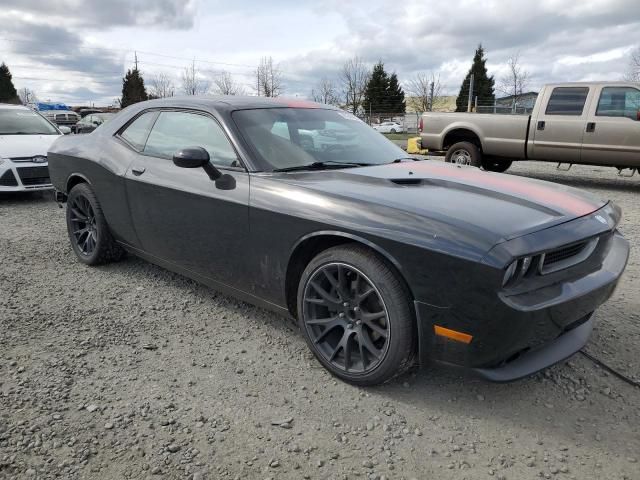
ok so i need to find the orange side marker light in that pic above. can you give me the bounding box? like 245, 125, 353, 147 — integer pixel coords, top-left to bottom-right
434, 325, 473, 344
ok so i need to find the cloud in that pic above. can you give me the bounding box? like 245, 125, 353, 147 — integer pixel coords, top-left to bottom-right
0, 0, 197, 29
0, 0, 638, 103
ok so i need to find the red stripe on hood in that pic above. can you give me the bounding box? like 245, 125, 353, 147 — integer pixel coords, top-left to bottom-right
405, 163, 597, 217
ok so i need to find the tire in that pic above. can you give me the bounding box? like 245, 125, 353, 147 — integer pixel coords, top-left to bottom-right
66, 182, 125, 266
390, 128, 397, 134
445, 141, 482, 167
297, 245, 415, 386
481, 157, 512, 173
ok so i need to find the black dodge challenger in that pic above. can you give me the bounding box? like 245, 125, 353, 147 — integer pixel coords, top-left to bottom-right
47, 96, 629, 386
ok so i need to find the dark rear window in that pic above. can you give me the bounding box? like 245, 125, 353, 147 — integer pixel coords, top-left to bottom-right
545, 87, 589, 116
119, 111, 157, 150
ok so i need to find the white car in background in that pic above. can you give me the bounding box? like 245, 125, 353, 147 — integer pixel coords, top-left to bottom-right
0, 104, 63, 192
372, 121, 405, 133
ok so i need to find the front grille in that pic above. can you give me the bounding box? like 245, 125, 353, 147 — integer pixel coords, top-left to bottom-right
540, 238, 599, 275
0, 170, 18, 186
543, 242, 588, 268
16, 166, 51, 186
53, 113, 78, 125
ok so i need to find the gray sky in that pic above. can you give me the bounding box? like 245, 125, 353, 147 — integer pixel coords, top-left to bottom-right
0, 0, 638, 105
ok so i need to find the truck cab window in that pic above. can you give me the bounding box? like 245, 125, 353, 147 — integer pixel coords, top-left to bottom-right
545, 87, 589, 116
596, 87, 640, 121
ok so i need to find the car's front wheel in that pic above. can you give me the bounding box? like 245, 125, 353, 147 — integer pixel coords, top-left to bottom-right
66, 182, 125, 265
297, 245, 415, 386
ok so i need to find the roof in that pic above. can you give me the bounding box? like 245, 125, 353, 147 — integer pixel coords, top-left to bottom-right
138, 95, 334, 111
542, 81, 640, 88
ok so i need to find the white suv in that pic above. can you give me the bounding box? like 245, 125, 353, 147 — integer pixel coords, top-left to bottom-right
0, 104, 62, 192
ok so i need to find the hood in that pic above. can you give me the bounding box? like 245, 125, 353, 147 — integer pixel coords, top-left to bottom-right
0, 134, 61, 159
276, 162, 606, 246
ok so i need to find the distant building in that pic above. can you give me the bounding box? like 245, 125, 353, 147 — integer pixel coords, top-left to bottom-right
494, 91, 538, 113
405, 95, 458, 113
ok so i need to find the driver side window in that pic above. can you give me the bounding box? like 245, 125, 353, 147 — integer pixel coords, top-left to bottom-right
143, 111, 240, 167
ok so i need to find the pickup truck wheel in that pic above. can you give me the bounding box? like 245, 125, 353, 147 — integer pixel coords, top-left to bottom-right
445, 141, 482, 168
482, 158, 512, 173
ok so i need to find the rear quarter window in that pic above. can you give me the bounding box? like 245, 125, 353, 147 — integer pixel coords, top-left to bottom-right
119, 111, 158, 151
545, 87, 589, 116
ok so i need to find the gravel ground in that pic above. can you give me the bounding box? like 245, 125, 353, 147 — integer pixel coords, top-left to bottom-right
1, 161, 639, 480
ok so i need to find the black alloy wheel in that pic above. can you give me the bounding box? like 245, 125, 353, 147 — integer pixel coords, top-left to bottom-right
303, 263, 390, 374
66, 182, 124, 265
69, 194, 98, 256
298, 245, 415, 385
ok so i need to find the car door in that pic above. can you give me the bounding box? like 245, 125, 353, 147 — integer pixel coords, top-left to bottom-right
581, 85, 640, 168
123, 109, 250, 290
529, 86, 592, 162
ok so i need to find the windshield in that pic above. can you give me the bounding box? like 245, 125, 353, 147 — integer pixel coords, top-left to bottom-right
0, 108, 59, 135
232, 108, 406, 171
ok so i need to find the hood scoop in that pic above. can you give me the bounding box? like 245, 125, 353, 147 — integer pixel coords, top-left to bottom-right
390, 178, 423, 186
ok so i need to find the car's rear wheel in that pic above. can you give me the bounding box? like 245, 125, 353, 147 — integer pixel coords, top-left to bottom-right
445, 141, 482, 168
390, 128, 397, 133
297, 245, 415, 386
66, 182, 124, 265
481, 157, 512, 173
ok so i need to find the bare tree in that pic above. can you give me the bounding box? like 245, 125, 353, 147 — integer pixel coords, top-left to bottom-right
407, 72, 444, 112
181, 60, 210, 96
340, 56, 369, 115
254, 57, 284, 97
150, 72, 175, 98
213, 71, 245, 96
499, 53, 530, 108
18, 87, 38, 105
624, 46, 640, 81
311, 77, 340, 105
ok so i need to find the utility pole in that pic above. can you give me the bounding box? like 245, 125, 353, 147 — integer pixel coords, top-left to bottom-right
428, 81, 435, 112
134, 51, 139, 71
467, 73, 474, 113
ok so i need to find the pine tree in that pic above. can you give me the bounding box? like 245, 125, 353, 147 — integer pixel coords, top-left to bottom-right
455, 44, 495, 112
120, 68, 148, 108
362, 62, 389, 115
0, 62, 20, 104
388, 73, 406, 113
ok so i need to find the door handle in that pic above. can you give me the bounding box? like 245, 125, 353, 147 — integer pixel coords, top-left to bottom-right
131, 166, 146, 176
537, 121, 545, 131
586, 122, 596, 133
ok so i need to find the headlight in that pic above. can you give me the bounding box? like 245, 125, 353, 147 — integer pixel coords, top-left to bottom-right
0, 157, 8, 166
502, 255, 540, 287
502, 261, 518, 286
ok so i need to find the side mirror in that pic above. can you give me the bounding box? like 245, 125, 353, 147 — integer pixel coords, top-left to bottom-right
173, 147, 210, 169
58, 126, 71, 135
172, 146, 236, 190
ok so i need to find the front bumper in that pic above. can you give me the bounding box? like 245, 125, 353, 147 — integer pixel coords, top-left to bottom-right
415, 231, 629, 382
0, 161, 53, 192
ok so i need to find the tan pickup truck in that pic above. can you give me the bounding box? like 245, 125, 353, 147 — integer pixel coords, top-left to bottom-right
419, 82, 640, 173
